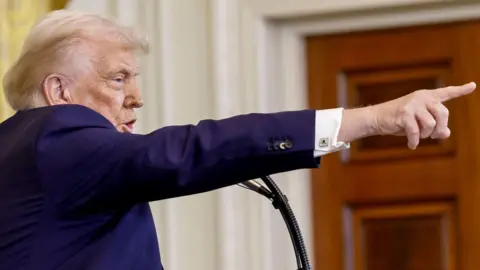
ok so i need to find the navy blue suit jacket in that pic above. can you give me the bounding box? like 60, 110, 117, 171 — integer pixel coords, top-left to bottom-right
0, 105, 319, 270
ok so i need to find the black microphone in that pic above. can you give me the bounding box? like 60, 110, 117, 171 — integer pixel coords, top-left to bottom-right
238, 180, 274, 199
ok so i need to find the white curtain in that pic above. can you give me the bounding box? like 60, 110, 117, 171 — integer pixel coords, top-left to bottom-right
66, 1, 313, 269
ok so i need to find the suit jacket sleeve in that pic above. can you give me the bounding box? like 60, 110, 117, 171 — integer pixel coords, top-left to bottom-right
35, 105, 319, 213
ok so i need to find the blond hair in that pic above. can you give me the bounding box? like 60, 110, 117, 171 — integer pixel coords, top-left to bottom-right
3, 10, 149, 110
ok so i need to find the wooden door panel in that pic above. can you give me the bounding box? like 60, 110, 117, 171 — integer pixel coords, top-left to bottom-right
342, 63, 455, 162
307, 20, 480, 270
341, 158, 456, 202
319, 25, 453, 70
347, 202, 456, 270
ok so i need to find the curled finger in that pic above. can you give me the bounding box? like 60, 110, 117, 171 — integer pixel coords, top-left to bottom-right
405, 117, 420, 150
427, 102, 450, 139
415, 109, 436, 139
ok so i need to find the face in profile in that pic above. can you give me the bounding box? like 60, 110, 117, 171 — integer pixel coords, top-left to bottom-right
77, 46, 144, 133
43, 43, 144, 133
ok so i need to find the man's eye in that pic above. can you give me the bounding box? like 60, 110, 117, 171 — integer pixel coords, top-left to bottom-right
113, 77, 124, 83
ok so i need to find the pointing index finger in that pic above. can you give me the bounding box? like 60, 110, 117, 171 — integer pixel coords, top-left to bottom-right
432, 82, 476, 102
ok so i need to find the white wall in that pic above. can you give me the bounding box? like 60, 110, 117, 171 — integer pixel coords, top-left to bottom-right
66, 0, 479, 269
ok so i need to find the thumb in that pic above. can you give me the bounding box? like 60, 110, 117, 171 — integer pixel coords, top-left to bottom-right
432, 82, 476, 102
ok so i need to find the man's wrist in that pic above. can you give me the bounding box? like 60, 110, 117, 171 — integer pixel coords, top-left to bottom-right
337, 106, 378, 143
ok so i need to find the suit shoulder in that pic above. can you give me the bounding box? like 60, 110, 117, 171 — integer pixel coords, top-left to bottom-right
32, 105, 118, 168
36, 105, 115, 132
0, 105, 113, 144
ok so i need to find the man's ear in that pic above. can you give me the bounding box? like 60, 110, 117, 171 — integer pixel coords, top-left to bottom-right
41, 73, 73, 106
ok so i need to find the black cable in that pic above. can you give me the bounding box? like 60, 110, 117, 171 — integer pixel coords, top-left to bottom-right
277, 201, 303, 267
260, 175, 312, 270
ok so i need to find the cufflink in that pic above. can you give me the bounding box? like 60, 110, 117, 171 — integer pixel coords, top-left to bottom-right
318, 138, 329, 147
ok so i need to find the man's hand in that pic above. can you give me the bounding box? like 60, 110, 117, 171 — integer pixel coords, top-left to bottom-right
372, 82, 476, 149
338, 82, 476, 149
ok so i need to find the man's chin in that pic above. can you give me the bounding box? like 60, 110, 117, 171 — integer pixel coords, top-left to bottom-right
117, 124, 133, 133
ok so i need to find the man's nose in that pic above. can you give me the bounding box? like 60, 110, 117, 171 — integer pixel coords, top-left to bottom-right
125, 87, 144, 108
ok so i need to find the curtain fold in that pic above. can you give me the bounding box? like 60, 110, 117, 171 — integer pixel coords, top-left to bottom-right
0, 0, 52, 121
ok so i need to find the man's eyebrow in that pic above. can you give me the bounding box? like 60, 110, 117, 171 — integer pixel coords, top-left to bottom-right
112, 68, 139, 77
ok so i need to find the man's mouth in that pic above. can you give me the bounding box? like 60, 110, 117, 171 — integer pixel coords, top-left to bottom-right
124, 120, 136, 132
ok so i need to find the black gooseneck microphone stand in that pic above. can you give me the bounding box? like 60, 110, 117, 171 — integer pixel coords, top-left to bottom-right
238, 176, 312, 270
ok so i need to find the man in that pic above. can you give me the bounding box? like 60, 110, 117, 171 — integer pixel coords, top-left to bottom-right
0, 9, 475, 270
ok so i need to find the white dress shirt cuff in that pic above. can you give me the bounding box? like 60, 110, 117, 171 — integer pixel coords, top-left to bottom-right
314, 108, 350, 157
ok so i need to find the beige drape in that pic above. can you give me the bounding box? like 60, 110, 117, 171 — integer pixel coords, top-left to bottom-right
0, 0, 67, 121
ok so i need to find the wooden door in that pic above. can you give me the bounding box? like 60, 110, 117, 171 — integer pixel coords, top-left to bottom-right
306, 20, 480, 270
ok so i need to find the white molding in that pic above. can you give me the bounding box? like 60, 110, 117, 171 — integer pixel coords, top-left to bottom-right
211, 0, 247, 270
282, 1, 480, 35
153, 0, 178, 268
252, 0, 456, 19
